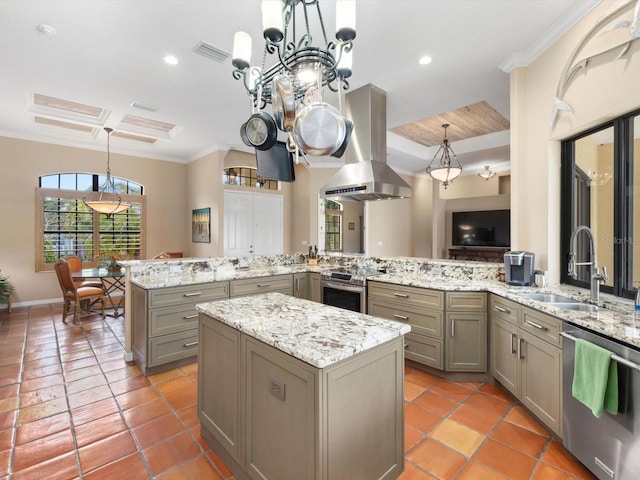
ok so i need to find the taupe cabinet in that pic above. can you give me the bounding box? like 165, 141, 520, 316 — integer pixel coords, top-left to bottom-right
198, 313, 406, 480
489, 294, 563, 436
368, 282, 486, 372
293, 272, 310, 299
230, 274, 293, 298
131, 282, 229, 375
293, 272, 322, 302
445, 292, 487, 372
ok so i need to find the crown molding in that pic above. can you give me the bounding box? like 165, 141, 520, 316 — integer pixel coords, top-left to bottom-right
499, 0, 601, 72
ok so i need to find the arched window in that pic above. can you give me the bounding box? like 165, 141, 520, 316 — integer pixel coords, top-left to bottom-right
36, 173, 145, 271
223, 167, 278, 190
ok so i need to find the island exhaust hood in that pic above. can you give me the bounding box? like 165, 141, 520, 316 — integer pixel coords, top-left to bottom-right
320, 84, 412, 202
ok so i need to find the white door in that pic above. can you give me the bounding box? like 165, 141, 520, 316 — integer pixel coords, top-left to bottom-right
224, 191, 283, 257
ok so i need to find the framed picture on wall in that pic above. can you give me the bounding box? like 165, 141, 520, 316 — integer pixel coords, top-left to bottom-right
192, 207, 211, 243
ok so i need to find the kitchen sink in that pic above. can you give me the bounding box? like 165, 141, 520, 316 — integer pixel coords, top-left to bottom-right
518, 293, 577, 303
553, 302, 600, 313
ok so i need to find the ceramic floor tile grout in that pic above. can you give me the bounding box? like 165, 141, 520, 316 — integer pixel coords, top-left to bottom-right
1, 309, 591, 480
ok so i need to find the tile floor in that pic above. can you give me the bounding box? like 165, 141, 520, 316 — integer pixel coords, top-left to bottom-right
0, 305, 597, 480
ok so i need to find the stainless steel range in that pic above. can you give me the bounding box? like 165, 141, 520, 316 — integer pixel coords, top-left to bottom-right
320, 267, 367, 313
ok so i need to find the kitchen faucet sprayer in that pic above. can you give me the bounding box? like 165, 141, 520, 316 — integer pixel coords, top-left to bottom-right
568, 225, 608, 304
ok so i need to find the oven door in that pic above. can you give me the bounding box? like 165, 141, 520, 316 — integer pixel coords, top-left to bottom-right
321, 280, 366, 313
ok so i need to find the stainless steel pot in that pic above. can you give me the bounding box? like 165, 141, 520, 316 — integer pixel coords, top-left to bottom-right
292, 102, 346, 156
330, 118, 353, 158
244, 112, 277, 151
271, 74, 295, 132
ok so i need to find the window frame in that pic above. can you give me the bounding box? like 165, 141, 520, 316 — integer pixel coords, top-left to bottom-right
36, 187, 146, 272
560, 109, 638, 300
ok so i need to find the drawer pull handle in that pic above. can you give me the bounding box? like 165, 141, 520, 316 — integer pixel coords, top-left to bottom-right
183, 341, 199, 347
183, 314, 199, 319
404, 343, 409, 349
393, 293, 409, 298
393, 314, 409, 321
494, 305, 509, 313
257, 284, 271, 288
510, 333, 516, 354
183, 292, 202, 297
525, 320, 548, 331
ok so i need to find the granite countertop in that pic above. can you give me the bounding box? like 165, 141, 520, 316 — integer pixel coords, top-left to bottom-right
370, 273, 640, 350
196, 292, 411, 368
130, 264, 320, 289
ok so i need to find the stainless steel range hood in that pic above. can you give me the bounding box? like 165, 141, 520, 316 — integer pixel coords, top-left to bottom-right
320, 84, 412, 201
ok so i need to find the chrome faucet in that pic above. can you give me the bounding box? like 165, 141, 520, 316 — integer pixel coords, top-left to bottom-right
568, 225, 608, 304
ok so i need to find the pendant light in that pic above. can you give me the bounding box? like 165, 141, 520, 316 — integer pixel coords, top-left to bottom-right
426, 124, 462, 189
478, 165, 496, 180
83, 127, 132, 218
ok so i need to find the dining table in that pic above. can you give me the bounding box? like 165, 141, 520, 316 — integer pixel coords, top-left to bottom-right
73, 267, 125, 317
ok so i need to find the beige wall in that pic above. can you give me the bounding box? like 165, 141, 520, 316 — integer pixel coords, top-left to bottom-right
186, 150, 225, 257
411, 175, 434, 258
511, 0, 640, 283
0, 136, 187, 305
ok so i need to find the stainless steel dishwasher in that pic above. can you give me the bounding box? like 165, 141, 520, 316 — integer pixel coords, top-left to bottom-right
561, 324, 640, 479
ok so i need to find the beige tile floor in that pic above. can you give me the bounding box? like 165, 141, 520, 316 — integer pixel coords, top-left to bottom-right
0, 304, 597, 479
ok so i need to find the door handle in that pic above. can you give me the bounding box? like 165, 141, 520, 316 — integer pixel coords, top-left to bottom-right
525, 320, 548, 331
510, 333, 516, 354
451, 318, 455, 337
518, 338, 525, 359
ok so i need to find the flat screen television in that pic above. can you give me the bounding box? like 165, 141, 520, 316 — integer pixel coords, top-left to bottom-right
452, 209, 510, 247
256, 141, 295, 182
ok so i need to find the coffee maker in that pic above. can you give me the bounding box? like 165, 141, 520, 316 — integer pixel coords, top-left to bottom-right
504, 251, 535, 286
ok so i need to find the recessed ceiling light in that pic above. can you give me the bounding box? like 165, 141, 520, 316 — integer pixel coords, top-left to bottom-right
36, 24, 57, 35
418, 55, 432, 65
163, 55, 179, 65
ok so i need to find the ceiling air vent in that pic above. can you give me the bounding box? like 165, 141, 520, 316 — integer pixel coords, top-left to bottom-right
193, 41, 229, 63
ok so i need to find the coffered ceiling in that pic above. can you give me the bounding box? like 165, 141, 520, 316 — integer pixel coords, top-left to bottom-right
0, 1, 598, 176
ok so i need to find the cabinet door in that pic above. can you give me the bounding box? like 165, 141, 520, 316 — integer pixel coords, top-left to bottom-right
245, 338, 317, 480
490, 316, 519, 396
445, 312, 487, 372
293, 273, 310, 299
519, 330, 562, 436
309, 273, 322, 303
198, 315, 242, 462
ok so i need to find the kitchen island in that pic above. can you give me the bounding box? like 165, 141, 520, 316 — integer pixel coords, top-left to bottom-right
196, 293, 410, 480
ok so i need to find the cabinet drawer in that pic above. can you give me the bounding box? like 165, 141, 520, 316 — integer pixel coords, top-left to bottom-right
404, 333, 443, 370
148, 282, 229, 309
368, 299, 443, 338
446, 292, 486, 311
149, 304, 200, 337
367, 281, 444, 310
230, 274, 293, 297
149, 329, 199, 367
489, 295, 519, 325
519, 307, 562, 347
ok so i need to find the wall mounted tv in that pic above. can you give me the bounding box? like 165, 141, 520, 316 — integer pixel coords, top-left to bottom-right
452, 209, 510, 248
255, 141, 295, 182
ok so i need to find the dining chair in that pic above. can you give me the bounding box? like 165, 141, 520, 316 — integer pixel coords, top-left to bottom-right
152, 251, 171, 259
54, 259, 105, 324
63, 254, 103, 289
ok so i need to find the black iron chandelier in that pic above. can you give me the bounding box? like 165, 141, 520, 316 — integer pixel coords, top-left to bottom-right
231, 0, 356, 108
426, 124, 463, 189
